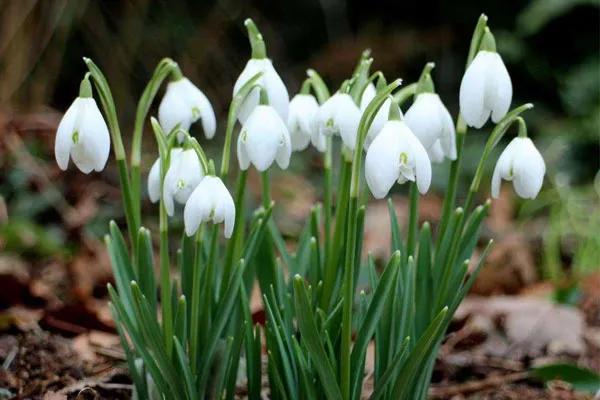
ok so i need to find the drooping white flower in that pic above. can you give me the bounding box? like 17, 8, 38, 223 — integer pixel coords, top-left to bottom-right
184, 176, 235, 238
55, 97, 111, 174
491, 137, 545, 199
404, 92, 456, 160
360, 82, 376, 110
237, 105, 291, 171
316, 93, 362, 151
162, 149, 204, 216
365, 120, 432, 199
233, 59, 289, 124
147, 148, 183, 203
459, 51, 512, 128
287, 94, 319, 151
158, 78, 216, 140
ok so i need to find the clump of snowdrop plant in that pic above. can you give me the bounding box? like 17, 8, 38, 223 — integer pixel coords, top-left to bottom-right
54, 15, 545, 400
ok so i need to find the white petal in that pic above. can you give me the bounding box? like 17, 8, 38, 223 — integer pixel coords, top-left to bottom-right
360, 83, 376, 110
335, 94, 362, 151
486, 53, 512, 123
81, 98, 111, 172
459, 52, 490, 129
439, 101, 457, 160
287, 94, 318, 151
162, 149, 202, 215
183, 179, 213, 237
365, 122, 402, 199
404, 126, 432, 194
55, 98, 81, 170
427, 140, 445, 164
211, 177, 236, 238
181, 78, 217, 139
491, 138, 520, 198
147, 157, 161, 203
262, 61, 289, 121
237, 132, 250, 170
364, 97, 390, 150
404, 93, 442, 149
158, 80, 193, 134
512, 138, 545, 199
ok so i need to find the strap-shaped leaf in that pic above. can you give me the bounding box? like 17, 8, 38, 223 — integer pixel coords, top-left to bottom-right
136, 227, 157, 312
387, 198, 404, 254
173, 337, 197, 400
293, 276, 343, 400
369, 336, 410, 400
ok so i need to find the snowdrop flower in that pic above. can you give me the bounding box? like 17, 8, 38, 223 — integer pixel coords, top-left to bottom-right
184, 176, 235, 238
405, 93, 456, 160
492, 137, 545, 199
147, 148, 183, 203
364, 97, 390, 150
459, 29, 512, 128
233, 19, 289, 124
287, 94, 319, 151
365, 119, 431, 199
427, 140, 445, 164
158, 76, 216, 141
238, 104, 291, 171
55, 76, 110, 173
162, 149, 204, 216
316, 92, 362, 151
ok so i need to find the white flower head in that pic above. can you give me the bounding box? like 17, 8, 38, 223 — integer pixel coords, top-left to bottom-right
162, 149, 204, 216
237, 105, 291, 171
459, 50, 512, 128
360, 82, 376, 110
316, 93, 362, 151
158, 77, 216, 140
147, 148, 183, 203
55, 97, 110, 174
404, 92, 456, 160
492, 137, 545, 199
365, 120, 432, 199
233, 58, 289, 124
184, 176, 235, 238
287, 94, 319, 151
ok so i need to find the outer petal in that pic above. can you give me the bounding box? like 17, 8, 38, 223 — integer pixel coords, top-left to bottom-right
275, 126, 292, 169
360, 83, 376, 110
364, 97, 390, 150
81, 98, 111, 172
172, 149, 203, 205
287, 94, 318, 151
491, 138, 519, 198
403, 125, 432, 194
486, 53, 513, 123
158, 80, 193, 134
262, 61, 290, 121
211, 177, 236, 238
147, 157, 161, 203
404, 93, 441, 149
365, 122, 401, 199
183, 179, 213, 237
459, 52, 490, 129
55, 98, 81, 170
512, 138, 545, 199
336, 94, 362, 151
427, 140, 445, 164
439, 101, 457, 160
181, 78, 217, 139
237, 133, 250, 170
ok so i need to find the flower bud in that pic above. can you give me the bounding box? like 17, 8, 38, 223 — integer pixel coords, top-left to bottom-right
55, 94, 111, 174
184, 176, 235, 238
158, 77, 216, 141
237, 105, 291, 171
162, 149, 204, 216
492, 137, 545, 199
365, 120, 432, 198
287, 94, 319, 151
404, 93, 456, 161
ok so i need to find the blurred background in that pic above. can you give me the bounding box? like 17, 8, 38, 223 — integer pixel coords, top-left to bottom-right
0, 0, 598, 396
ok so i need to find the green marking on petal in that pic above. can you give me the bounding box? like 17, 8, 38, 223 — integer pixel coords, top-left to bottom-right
72, 131, 79, 144
192, 106, 201, 120
399, 152, 408, 165
176, 179, 186, 189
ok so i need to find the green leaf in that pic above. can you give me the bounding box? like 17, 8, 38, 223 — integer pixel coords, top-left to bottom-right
532, 363, 600, 394
173, 337, 197, 400
387, 198, 404, 254
293, 276, 343, 400
136, 227, 157, 312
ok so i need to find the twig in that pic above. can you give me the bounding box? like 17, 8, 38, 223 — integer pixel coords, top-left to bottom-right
429, 371, 530, 398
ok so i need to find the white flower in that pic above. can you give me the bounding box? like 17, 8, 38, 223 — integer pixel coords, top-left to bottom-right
316, 93, 361, 151
162, 149, 204, 216
404, 93, 456, 160
233, 59, 289, 123
147, 148, 183, 203
184, 176, 235, 238
158, 78, 216, 141
237, 105, 291, 171
459, 51, 512, 128
365, 120, 431, 199
55, 97, 110, 174
427, 140, 445, 164
287, 94, 319, 151
360, 83, 376, 110
491, 137, 545, 199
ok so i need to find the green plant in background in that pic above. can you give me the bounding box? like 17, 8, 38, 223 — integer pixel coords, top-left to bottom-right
53, 14, 546, 400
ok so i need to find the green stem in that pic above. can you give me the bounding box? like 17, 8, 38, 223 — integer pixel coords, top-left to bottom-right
189, 229, 203, 375
245, 18, 267, 59
406, 182, 419, 260
159, 191, 173, 357
261, 170, 271, 210
323, 137, 333, 270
